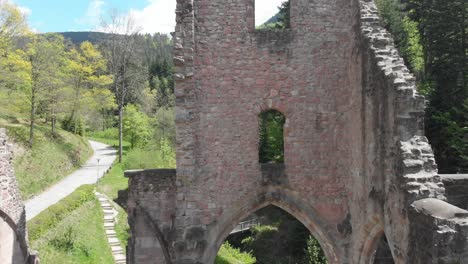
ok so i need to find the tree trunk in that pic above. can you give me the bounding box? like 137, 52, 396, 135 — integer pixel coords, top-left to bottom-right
51, 114, 56, 135
29, 90, 36, 148
118, 104, 123, 163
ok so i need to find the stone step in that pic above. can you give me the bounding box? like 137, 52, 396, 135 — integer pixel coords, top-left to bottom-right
95, 192, 127, 264
104, 215, 114, 221
108, 237, 120, 245
104, 222, 115, 229
101, 202, 112, 207
111, 246, 124, 254
106, 230, 117, 236
114, 254, 126, 262
103, 209, 114, 215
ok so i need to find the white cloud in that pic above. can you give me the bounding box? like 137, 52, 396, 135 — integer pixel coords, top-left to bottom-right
17, 5, 31, 16
76, 0, 106, 28
127, 0, 176, 34
94, 0, 285, 34
256, 0, 285, 26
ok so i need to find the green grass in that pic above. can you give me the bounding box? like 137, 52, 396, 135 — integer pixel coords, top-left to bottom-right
29, 199, 114, 264
28, 185, 95, 241
216, 242, 256, 264
0, 119, 93, 200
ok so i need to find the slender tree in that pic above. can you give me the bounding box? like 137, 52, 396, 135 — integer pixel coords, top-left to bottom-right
101, 11, 146, 162
25, 34, 65, 147
63, 41, 112, 134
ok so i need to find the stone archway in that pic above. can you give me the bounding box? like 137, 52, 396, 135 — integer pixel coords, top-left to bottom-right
0, 210, 28, 264
358, 221, 396, 264
203, 189, 340, 264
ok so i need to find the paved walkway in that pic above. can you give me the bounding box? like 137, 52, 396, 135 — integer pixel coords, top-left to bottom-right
25, 140, 117, 221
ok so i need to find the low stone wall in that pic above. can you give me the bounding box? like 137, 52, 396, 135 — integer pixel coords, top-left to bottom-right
0, 128, 38, 263
410, 198, 468, 263
125, 169, 176, 264
440, 174, 468, 210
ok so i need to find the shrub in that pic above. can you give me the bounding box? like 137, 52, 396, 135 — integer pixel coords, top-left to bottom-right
61, 116, 85, 136
88, 127, 119, 141
305, 236, 328, 264
48, 226, 75, 251
216, 242, 256, 264
122, 145, 175, 170
28, 185, 95, 241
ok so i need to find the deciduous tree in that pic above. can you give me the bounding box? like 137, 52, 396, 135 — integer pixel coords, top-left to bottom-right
101, 11, 146, 162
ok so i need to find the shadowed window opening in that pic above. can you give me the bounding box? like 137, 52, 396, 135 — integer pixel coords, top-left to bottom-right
371, 235, 395, 264
255, 0, 291, 29
259, 110, 285, 163
216, 205, 328, 264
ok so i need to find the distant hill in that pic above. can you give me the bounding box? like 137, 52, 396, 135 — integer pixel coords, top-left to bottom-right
57, 31, 110, 45
264, 13, 281, 25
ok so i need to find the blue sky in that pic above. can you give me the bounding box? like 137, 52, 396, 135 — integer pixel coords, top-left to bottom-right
8, 0, 284, 34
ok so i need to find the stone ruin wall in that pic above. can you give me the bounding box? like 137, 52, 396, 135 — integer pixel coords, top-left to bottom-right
125, 0, 468, 263
358, 1, 468, 263
0, 128, 38, 264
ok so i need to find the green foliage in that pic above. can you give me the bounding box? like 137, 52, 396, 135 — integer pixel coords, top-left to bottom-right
149, 60, 175, 108
88, 128, 119, 141
30, 200, 114, 264
259, 110, 285, 163
305, 236, 328, 264
62, 115, 85, 136
48, 226, 75, 251
152, 107, 176, 148
216, 242, 256, 264
0, 1, 29, 51
123, 104, 151, 149
375, 0, 424, 79
406, 0, 468, 173
27, 184, 95, 241
122, 145, 175, 170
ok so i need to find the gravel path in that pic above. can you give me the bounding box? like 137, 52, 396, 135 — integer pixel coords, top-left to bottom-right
25, 140, 117, 221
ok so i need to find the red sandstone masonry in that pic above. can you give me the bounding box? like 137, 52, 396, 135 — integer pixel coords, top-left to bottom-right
125, 1, 468, 263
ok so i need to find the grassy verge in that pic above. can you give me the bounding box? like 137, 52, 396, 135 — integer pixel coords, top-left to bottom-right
28, 185, 114, 264
0, 117, 93, 200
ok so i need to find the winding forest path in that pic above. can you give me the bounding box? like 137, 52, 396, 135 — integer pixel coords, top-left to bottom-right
25, 140, 117, 221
